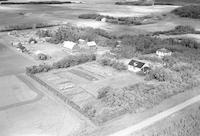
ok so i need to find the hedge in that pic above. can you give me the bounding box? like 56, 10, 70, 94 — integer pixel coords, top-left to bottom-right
26, 53, 96, 74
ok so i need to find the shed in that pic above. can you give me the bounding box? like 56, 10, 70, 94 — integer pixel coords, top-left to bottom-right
63, 41, 80, 51
156, 48, 172, 58
101, 18, 107, 22
87, 41, 97, 50
78, 39, 87, 48
78, 39, 86, 45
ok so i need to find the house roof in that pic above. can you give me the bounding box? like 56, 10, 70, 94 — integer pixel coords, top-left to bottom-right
87, 41, 97, 46
63, 41, 77, 49
157, 48, 171, 53
78, 39, 85, 43
128, 59, 145, 68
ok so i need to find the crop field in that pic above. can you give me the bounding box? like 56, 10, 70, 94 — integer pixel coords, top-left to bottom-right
0, 75, 38, 109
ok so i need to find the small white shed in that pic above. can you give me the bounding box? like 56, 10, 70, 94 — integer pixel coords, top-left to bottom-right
101, 18, 107, 22
87, 41, 97, 49
63, 41, 80, 51
156, 48, 172, 58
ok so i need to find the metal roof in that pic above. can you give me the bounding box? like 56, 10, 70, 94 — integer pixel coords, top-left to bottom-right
128, 59, 145, 68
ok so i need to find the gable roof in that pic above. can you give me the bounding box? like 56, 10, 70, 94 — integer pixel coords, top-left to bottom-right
87, 41, 97, 47
63, 41, 77, 49
128, 59, 145, 68
157, 48, 171, 53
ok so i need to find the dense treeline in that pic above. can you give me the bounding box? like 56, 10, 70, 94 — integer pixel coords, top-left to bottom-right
115, 0, 200, 5
112, 34, 200, 58
0, 23, 58, 32
153, 25, 200, 35
79, 13, 162, 25
0, 1, 71, 5
172, 5, 200, 19
26, 53, 96, 74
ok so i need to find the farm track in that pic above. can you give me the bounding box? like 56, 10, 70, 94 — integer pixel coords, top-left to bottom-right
108, 93, 200, 136
0, 74, 44, 111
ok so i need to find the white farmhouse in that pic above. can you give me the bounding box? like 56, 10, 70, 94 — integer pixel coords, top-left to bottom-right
128, 59, 150, 72
156, 48, 172, 58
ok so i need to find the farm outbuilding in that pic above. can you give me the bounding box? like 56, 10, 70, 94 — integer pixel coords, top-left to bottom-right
156, 48, 172, 58
63, 41, 80, 52
101, 18, 107, 22
87, 41, 97, 50
78, 39, 87, 48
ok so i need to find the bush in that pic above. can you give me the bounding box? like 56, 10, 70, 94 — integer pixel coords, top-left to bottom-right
97, 83, 174, 113
28, 37, 37, 44
26, 64, 52, 74
82, 104, 97, 118
115, 1, 153, 6
78, 13, 100, 19
36, 29, 53, 38
172, 5, 200, 19
147, 67, 175, 82
37, 53, 48, 60
179, 38, 200, 49
98, 58, 127, 71
53, 53, 96, 68
97, 86, 112, 99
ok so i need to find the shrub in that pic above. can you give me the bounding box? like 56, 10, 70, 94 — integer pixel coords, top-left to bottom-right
53, 53, 96, 68
147, 67, 175, 82
115, 1, 153, 6
98, 58, 127, 71
37, 53, 48, 60
28, 37, 37, 44
36, 29, 53, 38
97, 86, 112, 99
26, 64, 52, 74
78, 13, 100, 19
82, 104, 97, 118
179, 38, 200, 49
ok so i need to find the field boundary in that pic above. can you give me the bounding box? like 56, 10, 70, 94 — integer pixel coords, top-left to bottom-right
27, 73, 127, 126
